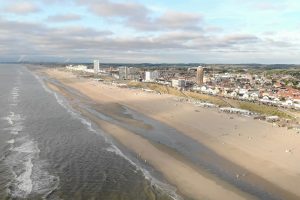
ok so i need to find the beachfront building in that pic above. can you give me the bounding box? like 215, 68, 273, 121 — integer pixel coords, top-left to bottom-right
196, 66, 204, 86
219, 107, 254, 116
66, 65, 94, 73
172, 79, 186, 89
118, 67, 140, 80
119, 66, 128, 79
145, 71, 160, 82
94, 60, 100, 74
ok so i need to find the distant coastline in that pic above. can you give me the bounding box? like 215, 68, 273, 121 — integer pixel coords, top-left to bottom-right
33, 66, 300, 200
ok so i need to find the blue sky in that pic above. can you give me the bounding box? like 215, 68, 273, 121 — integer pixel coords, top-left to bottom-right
0, 0, 300, 63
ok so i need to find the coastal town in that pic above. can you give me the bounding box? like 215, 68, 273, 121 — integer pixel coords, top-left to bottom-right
2, 0, 300, 199
40, 64, 300, 200
65, 61, 300, 124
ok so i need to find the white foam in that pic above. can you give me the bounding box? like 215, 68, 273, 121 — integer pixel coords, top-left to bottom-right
4, 112, 24, 123
32, 72, 53, 94
16, 157, 33, 195
106, 145, 137, 167
32, 71, 178, 199
13, 140, 40, 154
31, 160, 60, 200
4, 124, 23, 135
33, 72, 100, 136
3, 116, 13, 125
11, 87, 20, 103
8, 138, 60, 199
37, 74, 98, 134
2, 112, 25, 135
11, 93, 19, 96
7, 139, 15, 144
106, 144, 182, 200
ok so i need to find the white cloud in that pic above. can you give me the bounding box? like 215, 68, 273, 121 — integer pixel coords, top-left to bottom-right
3, 2, 40, 15
47, 14, 82, 22
0, 0, 299, 63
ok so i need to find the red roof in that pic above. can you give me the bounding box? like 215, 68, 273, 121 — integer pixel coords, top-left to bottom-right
276, 87, 300, 99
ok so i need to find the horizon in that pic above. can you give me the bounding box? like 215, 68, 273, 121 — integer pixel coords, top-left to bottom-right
1, 61, 300, 66
0, 0, 300, 63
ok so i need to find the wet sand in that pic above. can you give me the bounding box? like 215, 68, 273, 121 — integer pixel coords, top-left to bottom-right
40, 68, 300, 200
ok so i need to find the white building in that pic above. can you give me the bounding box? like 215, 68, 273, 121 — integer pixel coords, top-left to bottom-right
118, 67, 139, 80
145, 71, 160, 82
282, 100, 294, 108
119, 66, 128, 79
94, 60, 100, 74
172, 79, 186, 88
250, 93, 259, 100
66, 65, 94, 73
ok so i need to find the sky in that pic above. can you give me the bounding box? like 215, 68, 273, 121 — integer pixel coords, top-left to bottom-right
0, 0, 300, 64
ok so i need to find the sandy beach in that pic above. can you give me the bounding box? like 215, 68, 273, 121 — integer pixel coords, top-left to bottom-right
40, 68, 300, 200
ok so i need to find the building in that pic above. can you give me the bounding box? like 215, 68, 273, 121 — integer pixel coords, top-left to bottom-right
172, 79, 186, 88
66, 65, 94, 73
196, 66, 204, 86
118, 67, 139, 80
94, 60, 100, 74
127, 67, 140, 80
145, 71, 160, 82
119, 66, 128, 79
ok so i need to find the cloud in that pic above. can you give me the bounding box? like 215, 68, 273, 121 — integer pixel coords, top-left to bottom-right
79, 0, 203, 31
127, 11, 203, 31
79, 0, 149, 18
0, 16, 296, 58
220, 34, 259, 45
0, 1, 299, 63
47, 14, 82, 22
3, 2, 40, 15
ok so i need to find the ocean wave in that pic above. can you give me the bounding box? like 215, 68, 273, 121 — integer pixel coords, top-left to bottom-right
7, 139, 60, 199
6, 139, 15, 144
32, 71, 178, 199
2, 112, 25, 135
11, 87, 20, 103
2, 67, 61, 199
105, 144, 182, 200
15, 157, 34, 196
4, 123, 24, 135
31, 160, 61, 200
7, 140, 37, 198
33, 72, 98, 135
3, 112, 24, 123
13, 140, 40, 154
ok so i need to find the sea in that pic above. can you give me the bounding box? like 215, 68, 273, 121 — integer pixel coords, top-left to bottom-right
0, 64, 292, 200
0, 64, 176, 200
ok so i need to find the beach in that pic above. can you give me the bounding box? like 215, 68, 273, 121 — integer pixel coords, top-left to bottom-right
39, 68, 300, 200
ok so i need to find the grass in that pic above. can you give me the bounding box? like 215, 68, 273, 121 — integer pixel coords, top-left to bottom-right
184, 91, 229, 107
127, 81, 185, 96
127, 81, 228, 106
126, 81, 294, 119
237, 101, 292, 119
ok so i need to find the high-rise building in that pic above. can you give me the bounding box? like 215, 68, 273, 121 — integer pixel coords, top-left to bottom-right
196, 66, 204, 86
94, 60, 100, 74
118, 67, 139, 80
145, 71, 160, 82
119, 66, 128, 79
172, 79, 186, 88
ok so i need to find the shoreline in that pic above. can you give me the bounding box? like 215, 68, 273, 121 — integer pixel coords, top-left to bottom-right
38, 67, 300, 200
46, 74, 252, 200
